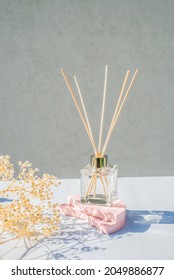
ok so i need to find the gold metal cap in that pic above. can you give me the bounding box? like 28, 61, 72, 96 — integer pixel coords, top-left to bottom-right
91, 155, 108, 168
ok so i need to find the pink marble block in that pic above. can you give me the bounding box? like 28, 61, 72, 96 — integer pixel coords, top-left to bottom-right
59, 195, 126, 234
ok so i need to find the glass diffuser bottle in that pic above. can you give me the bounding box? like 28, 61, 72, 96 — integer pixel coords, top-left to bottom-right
81, 155, 118, 205
61, 66, 138, 207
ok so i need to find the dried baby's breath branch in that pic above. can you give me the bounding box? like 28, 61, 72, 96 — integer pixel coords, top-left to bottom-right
0, 156, 60, 245
0, 155, 14, 181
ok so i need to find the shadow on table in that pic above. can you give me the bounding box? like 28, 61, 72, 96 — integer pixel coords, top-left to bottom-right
0, 197, 13, 202
19, 216, 108, 260
1, 210, 174, 260
111, 210, 174, 238
20, 210, 174, 260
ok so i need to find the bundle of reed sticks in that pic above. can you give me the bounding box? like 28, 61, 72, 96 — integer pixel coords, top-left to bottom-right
61, 66, 138, 202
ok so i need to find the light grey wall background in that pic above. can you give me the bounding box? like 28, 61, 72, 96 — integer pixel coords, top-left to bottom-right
0, 0, 174, 179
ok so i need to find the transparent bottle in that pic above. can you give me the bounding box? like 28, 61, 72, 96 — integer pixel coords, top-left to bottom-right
80, 155, 118, 205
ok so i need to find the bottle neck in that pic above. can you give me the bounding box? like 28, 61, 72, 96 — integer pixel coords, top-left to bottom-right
90, 154, 108, 168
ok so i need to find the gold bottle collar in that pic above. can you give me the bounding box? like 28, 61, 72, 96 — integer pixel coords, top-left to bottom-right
91, 155, 108, 168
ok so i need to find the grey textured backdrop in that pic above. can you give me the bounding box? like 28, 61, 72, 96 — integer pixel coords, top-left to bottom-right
0, 0, 174, 178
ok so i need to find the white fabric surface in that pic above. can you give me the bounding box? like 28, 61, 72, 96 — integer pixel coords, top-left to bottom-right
0, 177, 174, 260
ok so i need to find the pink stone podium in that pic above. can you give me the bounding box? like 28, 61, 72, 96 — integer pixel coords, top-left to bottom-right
59, 195, 126, 234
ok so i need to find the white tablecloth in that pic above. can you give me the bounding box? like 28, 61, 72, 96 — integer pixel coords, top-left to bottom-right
0, 177, 174, 260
